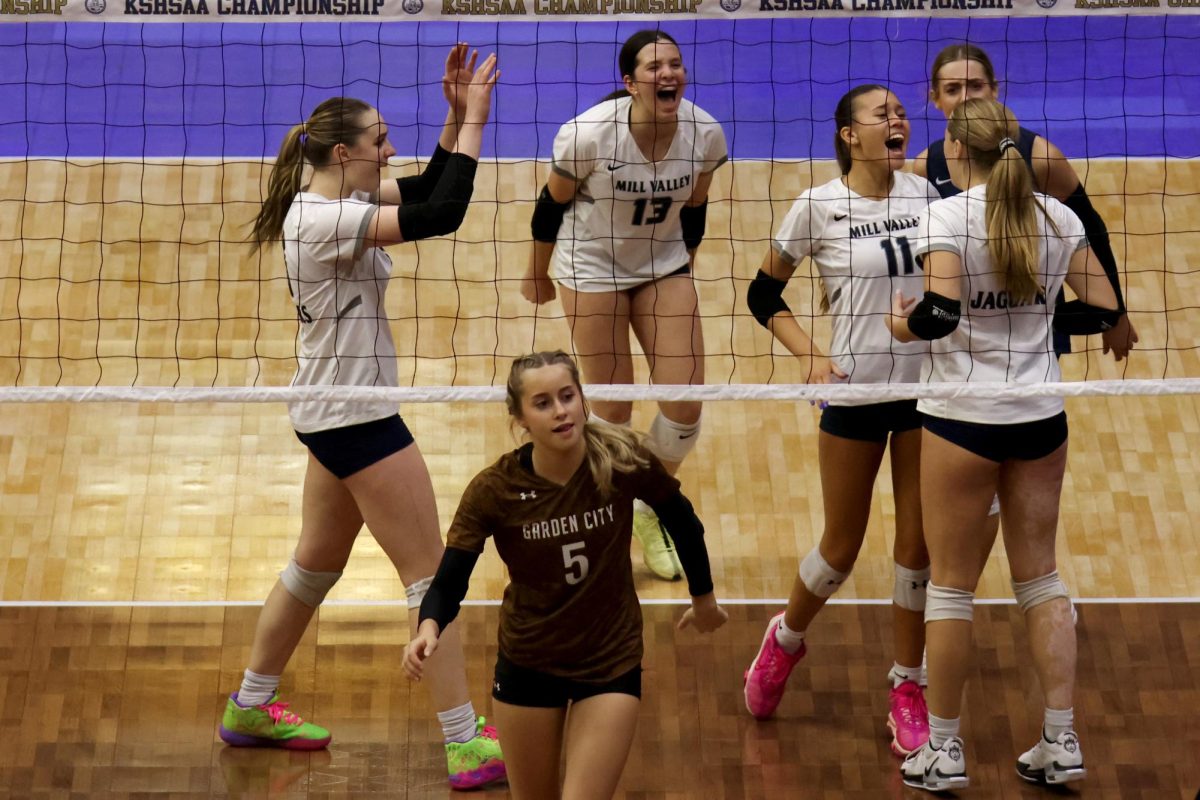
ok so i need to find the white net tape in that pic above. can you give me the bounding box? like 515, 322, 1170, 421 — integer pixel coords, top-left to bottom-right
2, 378, 1199, 404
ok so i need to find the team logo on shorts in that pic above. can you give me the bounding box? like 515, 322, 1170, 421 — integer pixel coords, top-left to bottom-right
1036, 0, 1056, 7
402, 0, 423, 13
720, 0, 741, 10
85, 0, 106, 13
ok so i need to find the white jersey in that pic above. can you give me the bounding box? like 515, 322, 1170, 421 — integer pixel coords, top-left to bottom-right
283, 190, 398, 433
772, 172, 939, 406
550, 95, 727, 292
913, 184, 1087, 424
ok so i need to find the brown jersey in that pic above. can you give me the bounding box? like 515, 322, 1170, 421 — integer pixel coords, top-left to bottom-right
448, 442, 680, 682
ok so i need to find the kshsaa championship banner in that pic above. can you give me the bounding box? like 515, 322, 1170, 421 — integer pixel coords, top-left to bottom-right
3, 0, 1198, 23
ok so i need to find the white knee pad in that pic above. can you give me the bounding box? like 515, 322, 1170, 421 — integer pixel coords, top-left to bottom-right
1011, 571, 1070, 613
646, 411, 701, 463
893, 563, 931, 612
279, 557, 342, 608
799, 547, 850, 598
925, 582, 974, 622
988, 494, 1000, 516
405, 575, 434, 610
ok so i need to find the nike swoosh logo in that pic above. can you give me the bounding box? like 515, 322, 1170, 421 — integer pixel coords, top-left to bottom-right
607, 163, 624, 171
678, 432, 697, 440
834, 213, 847, 221
935, 177, 952, 186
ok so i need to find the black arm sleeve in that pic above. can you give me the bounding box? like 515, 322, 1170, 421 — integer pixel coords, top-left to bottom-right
646, 490, 714, 598
746, 268, 792, 327
906, 290, 962, 341
531, 184, 571, 243
679, 200, 708, 251
395, 143, 452, 205
1062, 183, 1126, 312
418, 546, 480, 633
395, 153, 478, 242
1053, 299, 1123, 336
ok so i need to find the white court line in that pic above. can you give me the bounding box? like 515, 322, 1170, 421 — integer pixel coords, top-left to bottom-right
0, 597, 1195, 609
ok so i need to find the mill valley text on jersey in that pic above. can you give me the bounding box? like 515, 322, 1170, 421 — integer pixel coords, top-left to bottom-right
613, 175, 692, 195
847, 215, 920, 240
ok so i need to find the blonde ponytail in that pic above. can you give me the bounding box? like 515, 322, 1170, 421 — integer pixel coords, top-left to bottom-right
581, 420, 650, 497
947, 98, 1057, 304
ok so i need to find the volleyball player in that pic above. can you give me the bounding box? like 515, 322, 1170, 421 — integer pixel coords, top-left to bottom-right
403, 350, 728, 800
743, 86, 938, 756
522, 30, 728, 583
221, 45, 506, 790
917, 42, 1135, 611
886, 98, 1119, 791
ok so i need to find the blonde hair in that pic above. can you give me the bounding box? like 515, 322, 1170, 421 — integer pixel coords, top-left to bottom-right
946, 98, 1052, 304
506, 351, 649, 496
248, 96, 372, 253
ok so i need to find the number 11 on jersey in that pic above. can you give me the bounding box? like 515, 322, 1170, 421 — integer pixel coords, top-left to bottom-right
881, 236, 918, 277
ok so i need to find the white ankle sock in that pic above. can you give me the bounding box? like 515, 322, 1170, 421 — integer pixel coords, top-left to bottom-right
773, 616, 806, 655
928, 713, 960, 749
438, 701, 478, 744
237, 669, 280, 707
889, 662, 922, 688
1043, 707, 1074, 741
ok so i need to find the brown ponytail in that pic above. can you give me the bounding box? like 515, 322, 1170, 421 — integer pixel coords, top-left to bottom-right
249, 97, 372, 253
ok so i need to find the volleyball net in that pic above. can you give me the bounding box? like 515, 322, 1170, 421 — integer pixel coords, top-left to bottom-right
2, 12, 1199, 404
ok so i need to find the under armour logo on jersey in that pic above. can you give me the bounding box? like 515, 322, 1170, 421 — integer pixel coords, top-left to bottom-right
912, 579, 929, 590
520, 491, 537, 500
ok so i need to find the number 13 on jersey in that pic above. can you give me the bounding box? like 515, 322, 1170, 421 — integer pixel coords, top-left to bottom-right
631, 197, 672, 226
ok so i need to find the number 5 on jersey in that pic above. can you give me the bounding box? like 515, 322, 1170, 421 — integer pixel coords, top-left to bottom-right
562, 542, 589, 585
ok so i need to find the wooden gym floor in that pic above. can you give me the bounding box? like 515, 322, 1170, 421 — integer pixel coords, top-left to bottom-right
0, 158, 1197, 797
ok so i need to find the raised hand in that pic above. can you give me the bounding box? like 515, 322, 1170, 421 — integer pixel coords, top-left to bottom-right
442, 43, 478, 122
464, 53, 500, 126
